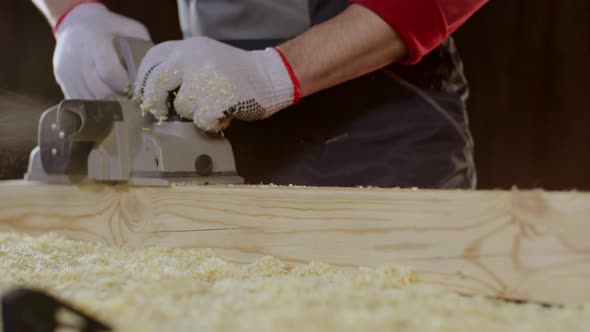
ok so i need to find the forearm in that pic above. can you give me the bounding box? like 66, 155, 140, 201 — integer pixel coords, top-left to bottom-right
277, 4, 406, 98
32, 0, 95, 26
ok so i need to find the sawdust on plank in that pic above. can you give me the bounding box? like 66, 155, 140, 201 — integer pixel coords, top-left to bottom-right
0, 232, 589, 332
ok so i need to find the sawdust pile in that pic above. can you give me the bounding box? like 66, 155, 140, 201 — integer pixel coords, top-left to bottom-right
1, 233, 589, 332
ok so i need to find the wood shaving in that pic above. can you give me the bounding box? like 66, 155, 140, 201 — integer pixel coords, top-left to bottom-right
0, 232, 589, 331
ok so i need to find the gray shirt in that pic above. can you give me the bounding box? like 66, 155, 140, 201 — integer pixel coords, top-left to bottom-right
177, 0, 346, 46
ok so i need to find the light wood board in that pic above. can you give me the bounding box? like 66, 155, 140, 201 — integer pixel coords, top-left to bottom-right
0, 180, 589, 305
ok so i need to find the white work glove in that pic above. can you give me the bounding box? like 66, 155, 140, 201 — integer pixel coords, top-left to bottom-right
53, 2, 151, 99
135, 36, 300, 132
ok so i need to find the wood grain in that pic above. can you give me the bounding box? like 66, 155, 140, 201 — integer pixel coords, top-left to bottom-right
1, 181, 589, 305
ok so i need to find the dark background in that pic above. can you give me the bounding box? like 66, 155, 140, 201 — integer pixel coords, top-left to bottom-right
1, 1, 589, 189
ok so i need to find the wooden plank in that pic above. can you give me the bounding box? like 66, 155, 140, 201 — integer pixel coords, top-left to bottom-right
0, 180, 589, 305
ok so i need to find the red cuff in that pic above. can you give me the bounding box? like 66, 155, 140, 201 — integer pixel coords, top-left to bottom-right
52, 0, 103, 35
274, 48, 301, 104
350, 0, 448, 65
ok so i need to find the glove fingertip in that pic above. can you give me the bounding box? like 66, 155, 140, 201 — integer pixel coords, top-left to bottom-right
193, 112, 231, 133
140, 102, 167, 121
138, 61, 183, 116
94, 43, 132, 94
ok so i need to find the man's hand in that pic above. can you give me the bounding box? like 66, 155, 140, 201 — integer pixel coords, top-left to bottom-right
52, 2, 151, 99
135, 37, 297, 132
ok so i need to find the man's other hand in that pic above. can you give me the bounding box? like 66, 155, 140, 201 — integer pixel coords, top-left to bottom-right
135, 37, 298, 132
53, 2, 151, 99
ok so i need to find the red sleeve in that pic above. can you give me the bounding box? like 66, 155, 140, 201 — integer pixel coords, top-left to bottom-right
350, 0, 489, 65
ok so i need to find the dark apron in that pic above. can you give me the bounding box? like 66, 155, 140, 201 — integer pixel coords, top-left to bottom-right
177, 0, 477, 189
